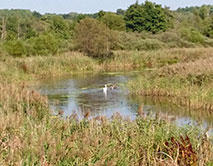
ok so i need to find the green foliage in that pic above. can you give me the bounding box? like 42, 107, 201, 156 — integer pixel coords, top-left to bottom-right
75, 14, 87, 22
73, 18, 116, 58
99, 12, 126, 31
0, 9, 33, 18
50, 16, 70, 39
116, 31, 165, 50
97, 10, 106, 18
153, 31, 195, 48
202, 17, 213, 38
32, 11, 42, 18
125, 1, 172, 33
4, 40, 26, 57
180, 28, 205, 43
116, 9, 125, 15
27, 33, 59, 56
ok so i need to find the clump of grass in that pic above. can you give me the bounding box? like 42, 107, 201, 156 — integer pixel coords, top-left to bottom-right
0, 51, 100, 82
129, 72, 213, 112
0, 82, 49, 119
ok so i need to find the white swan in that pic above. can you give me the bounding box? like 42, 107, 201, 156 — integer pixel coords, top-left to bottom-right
103, 84, 107, 94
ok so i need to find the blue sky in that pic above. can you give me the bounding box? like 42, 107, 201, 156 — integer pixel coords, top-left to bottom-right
1, 0, 213, 14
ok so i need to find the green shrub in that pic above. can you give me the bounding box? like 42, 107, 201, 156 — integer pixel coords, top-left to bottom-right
99, 12, 126, 31
27, 33, 59, 56
117, 31, 165, 50
180, 28, 205, 44
73, 17, 117, 58
4, 40, 26, 57
152, 31, 195, 48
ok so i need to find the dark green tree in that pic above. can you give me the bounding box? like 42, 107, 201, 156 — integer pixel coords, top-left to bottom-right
98, 10, 106, 18
116, 9, 125, 15
124, 1, 172, 33
32, 11, 42, 18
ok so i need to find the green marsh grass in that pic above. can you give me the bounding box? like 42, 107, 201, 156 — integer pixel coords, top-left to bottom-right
128, 48, 213, 112
0, 51, 100, 83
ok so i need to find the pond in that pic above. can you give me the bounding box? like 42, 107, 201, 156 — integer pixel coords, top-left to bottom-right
36, 72, 213, 133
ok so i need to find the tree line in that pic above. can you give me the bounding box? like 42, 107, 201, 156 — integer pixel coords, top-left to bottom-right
1, 1, 213, 58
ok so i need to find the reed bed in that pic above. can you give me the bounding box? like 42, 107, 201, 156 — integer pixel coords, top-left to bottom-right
0, 83, 212, 165
128, 48, 213, 113
0, 48, 213, 165
107, 47, 213, 71
1, 48, 213, 82
129, 73, 213, 113
161, 57, 213, 77
0, 51, 100, 83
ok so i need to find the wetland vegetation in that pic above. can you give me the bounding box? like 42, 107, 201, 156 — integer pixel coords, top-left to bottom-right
0, 1, 213, 165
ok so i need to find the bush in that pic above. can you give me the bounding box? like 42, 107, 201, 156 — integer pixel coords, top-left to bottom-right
73, 17, 117, 58
117, 31, 165, 50
179, 28, 205, 44
152, 31, 195, 48
99, 12, 126, 31
4, 40, 26, 57
27, 33, 59, 56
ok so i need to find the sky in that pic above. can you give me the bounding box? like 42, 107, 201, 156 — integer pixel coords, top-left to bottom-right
1, 0, 213, 14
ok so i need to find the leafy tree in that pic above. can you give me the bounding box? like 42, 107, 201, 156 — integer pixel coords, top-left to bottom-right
73, 18, 116, 58
76, 14, 87, 22
116, 9, 125, 15
125, 1, 172, 33
199, 6, 208, 20
202, 16, 213, 38
99, 12, 126, 31
32, 11, 42, 18
28, 33, 59, 56
5, 16, 18, 40
98, 10, 106, 18
50, 16, 70, 39
4, 40, 26, 57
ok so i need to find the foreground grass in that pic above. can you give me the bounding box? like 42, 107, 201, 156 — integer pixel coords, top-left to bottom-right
0, 83, 212, 165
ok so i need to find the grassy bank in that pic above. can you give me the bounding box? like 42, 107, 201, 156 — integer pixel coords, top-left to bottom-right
0, 52, 100, 83
1, 47, 213, 111
127, 48, 213, 112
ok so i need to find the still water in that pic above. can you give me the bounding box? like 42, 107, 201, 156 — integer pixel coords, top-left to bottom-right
36, 72, 213, 131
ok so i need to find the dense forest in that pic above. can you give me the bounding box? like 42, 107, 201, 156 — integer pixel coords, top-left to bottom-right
1, 1, 213, 58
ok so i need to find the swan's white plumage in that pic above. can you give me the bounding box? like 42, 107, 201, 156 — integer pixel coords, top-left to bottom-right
103, 84, 107, 94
